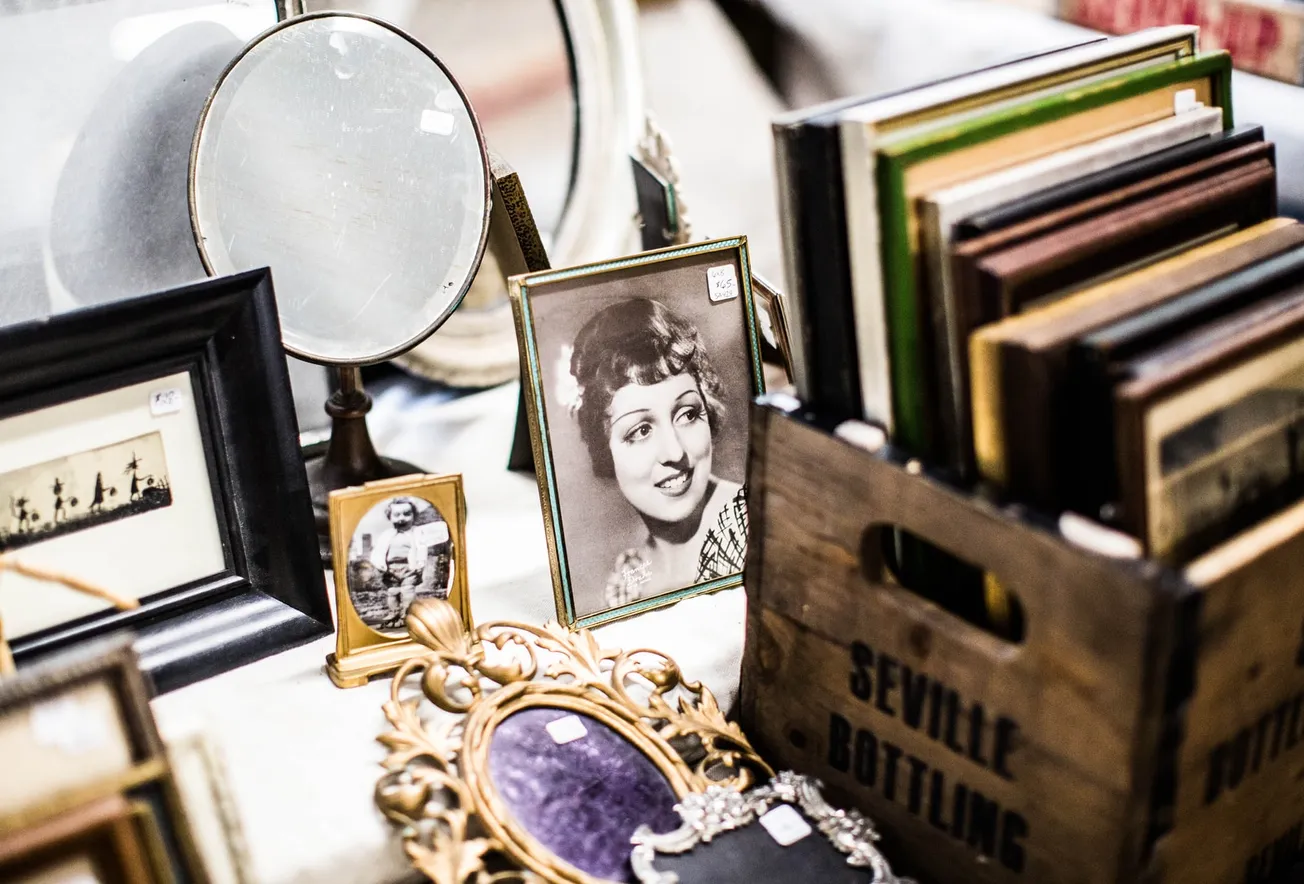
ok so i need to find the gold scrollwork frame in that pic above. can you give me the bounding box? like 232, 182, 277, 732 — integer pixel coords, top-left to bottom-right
375, 598, 771, 884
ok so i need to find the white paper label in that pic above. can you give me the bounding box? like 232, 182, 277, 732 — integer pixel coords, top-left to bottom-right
30, 697, 110, 754
707, 265, 739, 302
150, 388, 183, 416
759, 804, 812, 846
545, 714, 588, 745
1173, 88, 1201, 114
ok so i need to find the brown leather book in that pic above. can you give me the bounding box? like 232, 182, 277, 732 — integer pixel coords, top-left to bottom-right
970, 218, 1304, 507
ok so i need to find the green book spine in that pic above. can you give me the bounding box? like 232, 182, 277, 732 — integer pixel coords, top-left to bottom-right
874, 51, 1233, 462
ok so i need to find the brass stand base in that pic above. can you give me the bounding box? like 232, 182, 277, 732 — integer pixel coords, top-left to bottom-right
306, 366, 424, 566
325, 641, 425, 688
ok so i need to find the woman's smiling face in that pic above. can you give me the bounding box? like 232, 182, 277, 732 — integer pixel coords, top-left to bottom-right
606, 372, 713, 523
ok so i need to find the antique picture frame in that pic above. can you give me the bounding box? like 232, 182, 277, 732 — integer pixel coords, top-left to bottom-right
751, 273, 794, 385
327, 474, 471, 688
630, 772, 914, 884
375, 597, 770, 884
0, 636, 204, 882
0, 794, 157, 884
509, 237, 765, 629
0, 269, 330, 692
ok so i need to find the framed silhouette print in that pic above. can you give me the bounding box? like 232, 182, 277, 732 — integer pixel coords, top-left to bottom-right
0, 270, 329, 691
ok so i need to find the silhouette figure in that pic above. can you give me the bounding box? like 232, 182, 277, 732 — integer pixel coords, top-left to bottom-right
125, 454, 142, 502
9, 496, 31, 533
91, 473, 106, 513
51, 478, 66, 523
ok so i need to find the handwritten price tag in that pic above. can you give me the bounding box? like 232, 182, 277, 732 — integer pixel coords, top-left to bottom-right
707, 265, 739, 303
150, 388, 183, 417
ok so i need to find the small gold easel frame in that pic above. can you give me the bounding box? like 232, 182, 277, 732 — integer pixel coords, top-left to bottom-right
326, 474, 471, 688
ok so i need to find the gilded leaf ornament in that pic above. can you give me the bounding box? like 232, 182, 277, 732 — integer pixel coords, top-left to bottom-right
376, 598, 771, 884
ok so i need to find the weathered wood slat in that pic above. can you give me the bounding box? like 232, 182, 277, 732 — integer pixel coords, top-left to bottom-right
739, 402, 1304, 884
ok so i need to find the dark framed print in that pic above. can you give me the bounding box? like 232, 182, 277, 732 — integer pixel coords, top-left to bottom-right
630, 773, 915, 884
509, 237, 765, 628
0, 637, 204, 882
326, 473, 470, 688
0, 269, 330, 691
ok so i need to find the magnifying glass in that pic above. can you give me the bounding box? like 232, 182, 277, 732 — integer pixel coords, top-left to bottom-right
189, 11, 492, 560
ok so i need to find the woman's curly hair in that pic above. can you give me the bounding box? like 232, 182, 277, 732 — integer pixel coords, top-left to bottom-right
570, 298, 725, 478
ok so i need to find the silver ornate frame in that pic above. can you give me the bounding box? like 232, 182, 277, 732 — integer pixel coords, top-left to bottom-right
630, 771, 916, 884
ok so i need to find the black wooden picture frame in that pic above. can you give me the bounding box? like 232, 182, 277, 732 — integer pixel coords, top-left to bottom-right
0, 268, 330, 692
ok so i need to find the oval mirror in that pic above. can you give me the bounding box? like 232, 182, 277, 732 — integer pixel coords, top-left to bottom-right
190, 11, 492, 365
485, 704, 684, 883
290, 0, 644, 384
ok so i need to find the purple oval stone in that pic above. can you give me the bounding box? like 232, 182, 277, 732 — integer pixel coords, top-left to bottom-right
488, 706, 682, 882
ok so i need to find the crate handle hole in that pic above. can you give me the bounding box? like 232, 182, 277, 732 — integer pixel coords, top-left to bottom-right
861, 526, 1027, 643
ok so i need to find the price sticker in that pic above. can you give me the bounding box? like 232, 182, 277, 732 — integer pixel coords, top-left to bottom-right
150, 388, 183, 417
30, 697, 110, 754
759, 804, 812, 847
707, 264, 739, 303
545, 714, 588, 745
1173, 88, 1202, 114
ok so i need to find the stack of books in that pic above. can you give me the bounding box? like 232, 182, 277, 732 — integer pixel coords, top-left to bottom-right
777, 26, 1304, 630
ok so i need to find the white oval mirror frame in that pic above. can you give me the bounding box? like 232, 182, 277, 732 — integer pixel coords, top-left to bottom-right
550, 0, 645, 266
391, 0, 645, 385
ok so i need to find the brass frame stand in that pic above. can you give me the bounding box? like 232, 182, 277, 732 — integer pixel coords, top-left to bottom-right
304, 365, 421, 566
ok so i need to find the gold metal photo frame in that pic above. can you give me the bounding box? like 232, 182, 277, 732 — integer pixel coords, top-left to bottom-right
509, 237, 766, 629
0, 637, 204, 883
327, 473, 471, 688
375, 597, 770, 884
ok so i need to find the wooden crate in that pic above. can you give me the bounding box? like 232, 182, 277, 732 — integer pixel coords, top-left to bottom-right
738, 400, 1304, 884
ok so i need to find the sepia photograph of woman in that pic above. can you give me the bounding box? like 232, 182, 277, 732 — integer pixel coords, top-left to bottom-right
515, 240, 763, 626
570, 298, 749, 608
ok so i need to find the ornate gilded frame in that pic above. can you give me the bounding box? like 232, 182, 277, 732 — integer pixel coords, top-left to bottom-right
630, 772, 915, 884
327, 474, 471, 688
376, 598, 770, 884
508, 237, 766, 629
